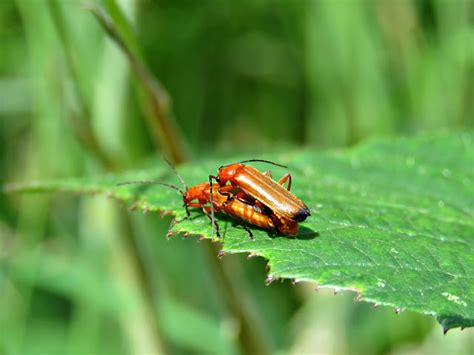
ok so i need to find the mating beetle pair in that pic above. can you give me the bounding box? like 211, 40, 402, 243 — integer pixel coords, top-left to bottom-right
122, 160, 310, 239
207, 160, 310, 238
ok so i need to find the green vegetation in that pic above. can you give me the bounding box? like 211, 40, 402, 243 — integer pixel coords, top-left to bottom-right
9, 131, 474, 332
1, 1, 473, 354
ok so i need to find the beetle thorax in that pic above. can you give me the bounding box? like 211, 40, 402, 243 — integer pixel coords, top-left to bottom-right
219, 164, 242, 180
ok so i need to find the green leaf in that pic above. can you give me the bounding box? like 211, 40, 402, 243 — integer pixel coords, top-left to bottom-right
5, 131, 473, 331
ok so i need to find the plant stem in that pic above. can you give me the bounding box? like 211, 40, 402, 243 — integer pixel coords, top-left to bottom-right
203, 243, 270, 355
46, 2, 168, 353
115, 208, 168, 354
89, 4, 188, 164
47, 0, 117, 171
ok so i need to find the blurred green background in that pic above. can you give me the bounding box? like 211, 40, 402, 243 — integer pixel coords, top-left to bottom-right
1, 0, 473, 354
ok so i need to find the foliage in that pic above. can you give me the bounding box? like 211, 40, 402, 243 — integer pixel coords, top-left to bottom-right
2, 0, 474, 353
8, 131, 473, 331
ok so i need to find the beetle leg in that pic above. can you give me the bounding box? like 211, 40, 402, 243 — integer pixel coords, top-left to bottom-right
219, 184, 234, 193
183, 196, 222, 222
278, 173, 292, 191
263, 169, 292, 191
241, 223, 254, 240
186, 202, 203, 208
234, 191, 256, 205
202, 206, 221, 239
185, 204, 191, 217
171, 200, 194, 223
218, 184, 235, 202
173, 200, 205, 223
225, 215, 254, 240
209, 175, 218, 240
267, 213, 298, 236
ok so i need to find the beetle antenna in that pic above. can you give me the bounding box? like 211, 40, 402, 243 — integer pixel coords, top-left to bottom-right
221, 159, 288, 169
163, 157, 189, 191
117, 181, 184, 196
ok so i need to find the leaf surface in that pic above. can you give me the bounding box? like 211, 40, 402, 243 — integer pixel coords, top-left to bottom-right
6, 132, 474, 330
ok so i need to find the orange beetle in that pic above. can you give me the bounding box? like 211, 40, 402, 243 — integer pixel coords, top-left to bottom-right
210, 160, 311, 223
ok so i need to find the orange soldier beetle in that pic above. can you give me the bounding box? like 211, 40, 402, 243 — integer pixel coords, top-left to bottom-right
209, 160, 311, 232
183, 181, 298, 238
118, 163, 299, 239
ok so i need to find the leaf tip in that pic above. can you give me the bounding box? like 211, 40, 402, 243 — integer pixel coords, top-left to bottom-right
265, 275, 275, 285
160, 210, 173, 218
247, 253, 258, 259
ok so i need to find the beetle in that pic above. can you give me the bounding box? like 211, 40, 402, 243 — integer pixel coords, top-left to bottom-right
183, 181, 298, 238
209, 159, 311, 224
118, 161, 299, 239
